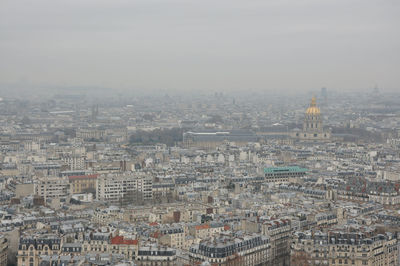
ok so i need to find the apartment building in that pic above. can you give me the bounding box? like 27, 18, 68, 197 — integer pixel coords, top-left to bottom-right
0, 235, 7, 266
158, 225, 185, 250
189, 222, 225, 239
17, 235, 61, 266
32, 163, 61, 177
291, 231, 329, 265
264, 166, 308, 183
292, 230, 398, 266
76, 128, 105, 140
92, 206, 124, 226
82, 232, 110, 254
135, 245, 176, 266
61, 154, 85, 170
261, 219, 292, 266
110, 235, 138, 261
34, 177, 70, 201
96, 173, 153, 204
68, 174, 97, 194
189, 233, 271, 265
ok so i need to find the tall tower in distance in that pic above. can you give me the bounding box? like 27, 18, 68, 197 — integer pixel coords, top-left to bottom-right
321, 87, 328, 107
91, 104, 99, 122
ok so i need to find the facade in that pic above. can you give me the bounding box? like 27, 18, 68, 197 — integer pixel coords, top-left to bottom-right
68, 174, 98, 194
292, 230, 398, 266
189, 234, 271, 265
291, 231, 329, 265
15, 183, 35, 198
76, 128, 105, 140
61, 155, 85, 171
152, 183, 175, 203
337, 176, 400, 206
92, 206, 124, 225
189, 222, 225, 239
37, 255, 84, 265
261, 219, 292, 266
96, 173, 153, 204
135, 245, 176, 266
110, 235, 138, 261
82, 232, 110, 254
264, 166, 308, 183
159, 226, 185, 250
34, 177, 70, 201
0, 235, 7, 266
61, 242, 82, 255
32, 163, 61, 177
17, 235, 61, 266
315, 212, 338, 228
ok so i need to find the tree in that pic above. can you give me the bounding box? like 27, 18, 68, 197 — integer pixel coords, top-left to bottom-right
129, 127, 185, 146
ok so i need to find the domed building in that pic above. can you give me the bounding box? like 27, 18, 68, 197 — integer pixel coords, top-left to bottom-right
292, 96, 330, 141
304, 96, 322, 133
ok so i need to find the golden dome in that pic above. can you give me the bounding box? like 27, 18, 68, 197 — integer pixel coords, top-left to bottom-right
306, 96, 320, 115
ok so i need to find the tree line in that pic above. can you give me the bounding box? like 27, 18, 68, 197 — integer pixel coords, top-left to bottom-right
129, 127, 186, 146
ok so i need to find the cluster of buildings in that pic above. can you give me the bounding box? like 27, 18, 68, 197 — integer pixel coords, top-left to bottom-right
0, 91, 400, 265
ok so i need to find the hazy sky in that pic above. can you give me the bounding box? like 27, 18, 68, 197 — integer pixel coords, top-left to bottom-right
0, 0, 399, 92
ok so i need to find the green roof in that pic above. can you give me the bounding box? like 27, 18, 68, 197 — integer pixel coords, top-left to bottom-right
264, 166, 308, 173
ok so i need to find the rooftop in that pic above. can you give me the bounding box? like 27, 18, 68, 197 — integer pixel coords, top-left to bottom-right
264, 166, 308, 173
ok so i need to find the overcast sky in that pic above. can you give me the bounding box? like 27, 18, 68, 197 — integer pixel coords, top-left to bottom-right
0, 0, 399, 93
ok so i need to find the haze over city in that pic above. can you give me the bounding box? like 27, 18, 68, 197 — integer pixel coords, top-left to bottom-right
1, 0, 399, 94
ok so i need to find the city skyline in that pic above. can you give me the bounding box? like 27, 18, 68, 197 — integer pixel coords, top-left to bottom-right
1, 1, 400, 265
